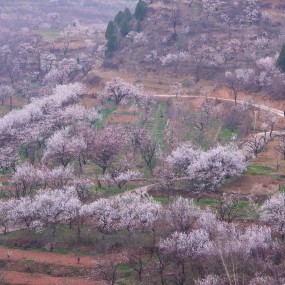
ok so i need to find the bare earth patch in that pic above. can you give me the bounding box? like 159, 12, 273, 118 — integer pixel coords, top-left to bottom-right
224, 175, 279, 195
3, 271, 102, 285
0, 247, 125, 268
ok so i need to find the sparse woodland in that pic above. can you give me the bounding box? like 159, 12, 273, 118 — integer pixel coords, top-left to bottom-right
1, 0, 285, 284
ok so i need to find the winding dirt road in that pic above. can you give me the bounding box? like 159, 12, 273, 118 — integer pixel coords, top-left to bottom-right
154, 94, 285, 117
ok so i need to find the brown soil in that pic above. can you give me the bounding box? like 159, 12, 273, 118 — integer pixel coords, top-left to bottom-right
0, 247, 128, 284
3, 271, 102, 285
0, 248, 124, 269
213, 86, 285, 112
224, 175, 280, 195
107, 113, 138, 124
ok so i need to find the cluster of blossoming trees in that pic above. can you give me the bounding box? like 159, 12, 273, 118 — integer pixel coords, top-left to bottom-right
0, 9, 107, 115
0, 75, 250, 189
1, 187, 285, 284
0, 72, 280, 283
0, 1, 285, 281
111, 0, 285, 101
0, 76, 283, 283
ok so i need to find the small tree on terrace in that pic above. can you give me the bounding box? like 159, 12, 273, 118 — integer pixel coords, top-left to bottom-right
97, 258, 120, 285
261, 193, 285, 241
127, 247, 148, 282
166, 197, 201, 232
139, 135, 158, 174
244, 133, 269, 158
42, 129, 86, 168
277, 43, 285, 73
224, 69, 255, 104
274, 133, 285, 160
101, 77, 142, 105
171, 3, 181, 40
0, 85, 15, 108
0, 200, 16, 234
89, 126, 127, 174
260, 110, 278, 138
188, 144, 247, 192
101, 155, 140, 189
154, 163, 176, 199
159, 230, 209, 285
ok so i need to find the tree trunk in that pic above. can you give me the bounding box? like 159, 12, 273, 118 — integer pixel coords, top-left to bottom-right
9, 95, 12, 111
77, 222, 81, 242
78, 157, 83, 174
234, 90, 237, 105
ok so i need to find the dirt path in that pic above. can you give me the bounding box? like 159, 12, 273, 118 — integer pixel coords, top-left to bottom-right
3, 271, 103, 285
154, 94, 285, 117
213, 125, 222, 142
0, 247, 126, 285
0, 247, 122, 268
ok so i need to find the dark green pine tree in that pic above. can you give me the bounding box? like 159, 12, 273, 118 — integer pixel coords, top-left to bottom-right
114, 11, 125, 26
120, 18, 130, 36
105, 21, 119, 56
134, 0, 147, 21
136, 21, 142, 32
106, 35, 118, 57
277, 43, 285, 73
105, 20, 117, 40
124, 8, 133, 22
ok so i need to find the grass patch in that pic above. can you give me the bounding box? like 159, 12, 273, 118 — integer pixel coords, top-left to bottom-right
26, 259, 35, 265
0, 193, 8, 199
0, 244, 47, 252
117, 110, 136, 115
54, 248, 87, 255
182, 79, 192, 88
1, 225, 83, 244
196, 198, 249, 213
185, 115, 220, 150
0, 244, 89, 256
247, 164, 275, 176
153, 195, 169, 205
236, 200, 250, 210
152, 102, 168, 145
279, 185, 285, 193
1, 225, 153, 255
196, 198, 217, 207
97, 184, 138, 197
95, 106, 116, 129
118, 263, 133, 279
18, 144, 30, 163
40, 29, 61, 40
219, 128, 237, 142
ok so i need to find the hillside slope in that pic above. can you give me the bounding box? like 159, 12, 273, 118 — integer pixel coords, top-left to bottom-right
105, 0, 285, 92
